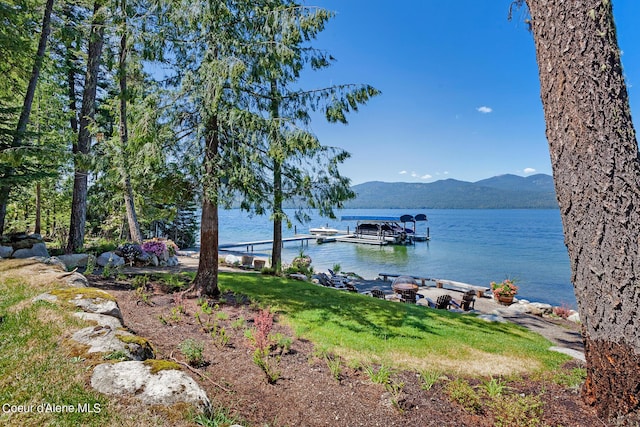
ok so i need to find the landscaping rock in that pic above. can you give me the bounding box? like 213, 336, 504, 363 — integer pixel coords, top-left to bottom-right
567, 311, 581, 323
12, 242, 49, 258
34, 288, 123, 321
0, 245, 12, 258
74, 312, 123, 330
166, 256, 179, 267
97, 252, 125, 268
150, 254, 159, 266
58, 254, 90, 270
64, 272, 89, 287
91, 361, 210, 411
72, 326, 154, 360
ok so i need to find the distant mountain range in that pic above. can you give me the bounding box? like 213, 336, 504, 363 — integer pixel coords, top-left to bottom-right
344, 174, 558, 209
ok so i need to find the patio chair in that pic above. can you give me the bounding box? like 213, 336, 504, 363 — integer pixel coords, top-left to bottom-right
371, 289, 386, 299
461, 290, 476, 311
435, 294, 452, 309
400, 289, 417, 304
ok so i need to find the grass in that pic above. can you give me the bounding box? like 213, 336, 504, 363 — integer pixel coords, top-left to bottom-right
0, 268, 195, 426
217, 272, 569, 375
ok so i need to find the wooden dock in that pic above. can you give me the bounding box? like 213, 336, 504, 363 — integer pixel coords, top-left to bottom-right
219, 235, 316, 252
334, 235, 389, 246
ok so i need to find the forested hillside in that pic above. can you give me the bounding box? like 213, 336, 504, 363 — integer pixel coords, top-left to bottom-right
345, 174, 557, 209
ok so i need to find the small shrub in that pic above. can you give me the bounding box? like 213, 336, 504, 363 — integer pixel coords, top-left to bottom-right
554, 366, 586, 390
490, 394, 544, 427
332, 263, 341, 274
419, 369, 444, 391
553, 303, 573, 319
193, 405, 239, 427
231, 316, 246, 330
142, 239, 167, 258
85, 255, 96, 275
481, 376, 508, 398
364, 364, 394, 385
325, 354, 342, 381
446, 378, 482, 414
131, 275, 150, 289
179, 338, 205, 367
211, 324, 230, 348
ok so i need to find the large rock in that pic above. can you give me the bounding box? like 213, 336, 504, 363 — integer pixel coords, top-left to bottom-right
72, 326, 154, 361
12, 242, 49, 259
74, 312, 123, 330
96, 252, 125, 268
91, 361, 210, 410
34, 287, 123, 321
58, 254, 90, 270
0, 246, 12, 258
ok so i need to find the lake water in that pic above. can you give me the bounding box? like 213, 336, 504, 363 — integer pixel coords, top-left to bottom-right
212, 208, 575, 308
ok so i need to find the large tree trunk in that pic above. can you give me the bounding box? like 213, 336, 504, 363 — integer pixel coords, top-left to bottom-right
269, 79, 283, 272
34, 182, 41, 234
67, 0, 106, 253
526, 0, 640, 422
118, 0, 143, 243
192, 115, 220, 298
0, 0, 55, 234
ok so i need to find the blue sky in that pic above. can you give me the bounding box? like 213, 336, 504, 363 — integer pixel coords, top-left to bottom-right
300, 1, 640, 185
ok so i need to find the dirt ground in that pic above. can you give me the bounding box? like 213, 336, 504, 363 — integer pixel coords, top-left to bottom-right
86, 260, 608, 427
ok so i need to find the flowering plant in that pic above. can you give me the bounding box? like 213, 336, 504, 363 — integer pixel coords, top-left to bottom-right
142, 240, 167, 258
491, 279, 518, 298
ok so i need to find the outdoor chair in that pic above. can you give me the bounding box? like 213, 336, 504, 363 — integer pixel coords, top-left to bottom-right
461, 290, 476, 311
435, 294, 452, 309
371, 289, 386, 299
400, 289, 417, 304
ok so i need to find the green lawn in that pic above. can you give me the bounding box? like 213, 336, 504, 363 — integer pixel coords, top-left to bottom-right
219, 272, 568, 375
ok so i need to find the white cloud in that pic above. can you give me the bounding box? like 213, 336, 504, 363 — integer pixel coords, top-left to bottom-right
476, 106, 493, 114
399, 170, 407, 175
411, 172, 418, 177
420, 174, 432, 180
523, 167, 536, 174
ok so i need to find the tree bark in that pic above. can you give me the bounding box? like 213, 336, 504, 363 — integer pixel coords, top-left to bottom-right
35, 182, 41, 234
0, 0, 55, 235
526, 0, 640, 422
192, 115, 220, 298
67, 0, 106, 253
270, 79, 283, 272
118, 0, 143, 243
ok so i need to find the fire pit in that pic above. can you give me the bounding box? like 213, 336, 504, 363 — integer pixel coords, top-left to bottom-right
391, 276, 419, 293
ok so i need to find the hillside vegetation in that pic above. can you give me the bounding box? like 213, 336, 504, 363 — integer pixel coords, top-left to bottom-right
345, 174, 557, 209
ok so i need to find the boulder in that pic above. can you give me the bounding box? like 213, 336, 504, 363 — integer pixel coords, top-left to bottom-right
150, 254, 159, 266
567, 312, 581, 323
166, 256, 179, 267
72, 326, 154, 361
34, 288, 123, 321
136, 251, 152, 264
74, 312, 123, 330
528, 302, 553, 315
12, 242, 49, 259
91, 361, 210, 411
43, 256, 68, 271
64, 272, 89, 287
97, 252, 125, 268
0, 246, 12, 258
224, 254, 241, 265
58, 254, 90, 270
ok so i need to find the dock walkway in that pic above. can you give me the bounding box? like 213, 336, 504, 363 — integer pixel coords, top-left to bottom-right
219, 235, 315, 252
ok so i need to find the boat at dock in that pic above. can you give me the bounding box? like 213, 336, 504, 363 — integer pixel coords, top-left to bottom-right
339, 214, 430, 245
309, 226, 340, 236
